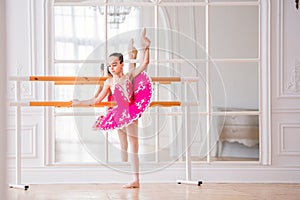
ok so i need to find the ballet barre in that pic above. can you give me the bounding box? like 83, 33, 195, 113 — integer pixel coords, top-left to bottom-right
9, 75, 200, 190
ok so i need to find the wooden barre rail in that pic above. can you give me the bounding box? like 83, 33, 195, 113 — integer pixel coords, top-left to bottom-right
55, 81, 104, 85
29, 76, 181, 84
54, 81, 175, 85
29, 101, 181, 107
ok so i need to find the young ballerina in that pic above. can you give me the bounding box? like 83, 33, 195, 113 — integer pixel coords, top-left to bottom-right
72, 28, 152, 188
93, 38, 139, 163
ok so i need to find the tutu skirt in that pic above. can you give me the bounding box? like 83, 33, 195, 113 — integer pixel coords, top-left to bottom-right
94, 72, 153, 131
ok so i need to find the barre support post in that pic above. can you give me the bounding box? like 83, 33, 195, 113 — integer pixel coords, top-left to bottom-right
176, 81, 202, 186
9, 81, 29, 190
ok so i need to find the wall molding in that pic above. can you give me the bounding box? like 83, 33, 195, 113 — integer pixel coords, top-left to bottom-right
279, 123, 300, 155
7, 124, 38, 159
278, 0, 300, 98
272, 108, 300, 113
285, 60, 300, 94
7, 107, 44, 117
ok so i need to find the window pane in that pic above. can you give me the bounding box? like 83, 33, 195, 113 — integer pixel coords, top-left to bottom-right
190, 115, 207, 161
55, 0, 105, 2
55, 116, 102, 163
54, 62, 105, 108
157, 109, 184, 162
55, 63, 105, 76
108, 0, 153, 2
158, 6, 206, 60
211, 114, 259, 161
211, 0, 258, 2
106, 6, 155, 61
110, 107, 185, 164
162, 0, 205, 2
210, 62, 259, 109
54, 6, 105, 60
210, 6, 259, 59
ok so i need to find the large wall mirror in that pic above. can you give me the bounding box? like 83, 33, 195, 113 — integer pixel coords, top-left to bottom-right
50, 0, 260, 167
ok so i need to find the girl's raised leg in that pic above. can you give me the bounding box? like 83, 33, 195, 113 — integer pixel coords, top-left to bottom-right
128, 38, 137, 72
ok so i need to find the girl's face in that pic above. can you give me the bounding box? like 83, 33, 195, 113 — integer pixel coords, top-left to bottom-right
107, 56, 123, 76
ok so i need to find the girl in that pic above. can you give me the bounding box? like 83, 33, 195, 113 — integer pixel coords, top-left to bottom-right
93, 39, 138, 163
72, 28, 152, 188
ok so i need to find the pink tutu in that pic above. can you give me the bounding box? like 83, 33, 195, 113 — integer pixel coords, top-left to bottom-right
94, 72, 153, 131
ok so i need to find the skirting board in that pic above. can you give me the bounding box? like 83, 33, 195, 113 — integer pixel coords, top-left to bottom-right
6, 166, 300, 184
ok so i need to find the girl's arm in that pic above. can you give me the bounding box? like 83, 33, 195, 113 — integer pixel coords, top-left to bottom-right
72, 79, 110, 107
93, 63, 106, 98
94, 85, 103, 98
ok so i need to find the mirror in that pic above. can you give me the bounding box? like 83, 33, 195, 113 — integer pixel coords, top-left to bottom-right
53, 1, 260, 165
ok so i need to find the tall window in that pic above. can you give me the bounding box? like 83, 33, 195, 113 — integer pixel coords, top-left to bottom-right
49, 0, 261, 167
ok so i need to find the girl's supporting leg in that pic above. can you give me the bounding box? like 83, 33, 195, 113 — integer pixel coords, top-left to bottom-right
123, 120, 140, 188
117, 128, 128, 162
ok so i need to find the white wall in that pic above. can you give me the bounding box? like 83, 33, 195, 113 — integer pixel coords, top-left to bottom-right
0, 0, 7, 198
271, 0, 300, 166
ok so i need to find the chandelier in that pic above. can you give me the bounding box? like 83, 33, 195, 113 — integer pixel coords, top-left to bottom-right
98, 3, 132, 29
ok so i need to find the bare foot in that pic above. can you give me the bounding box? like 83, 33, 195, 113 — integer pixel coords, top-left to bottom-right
128, 38, 137, 59
122, 180, 140, 189
140, 28, 150, 49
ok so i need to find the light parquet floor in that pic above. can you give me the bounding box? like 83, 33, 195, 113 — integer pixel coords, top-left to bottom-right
7, 183, 300, 200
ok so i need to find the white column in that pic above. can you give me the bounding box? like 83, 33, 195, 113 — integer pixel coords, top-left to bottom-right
260, 0, 271, 165
0, 0, 7, 198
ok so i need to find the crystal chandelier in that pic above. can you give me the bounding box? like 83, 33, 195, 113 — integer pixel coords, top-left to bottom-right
98, 3, 132, 29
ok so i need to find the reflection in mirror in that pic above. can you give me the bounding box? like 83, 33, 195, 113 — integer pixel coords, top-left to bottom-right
210, 5, 259, 59
162, 0, 205, 2
211, 113, 259, 161
209, 62, 259, 161
190, 115, 207, 161
54, 0, 105, 4
54, 6, 105, 60
210, 62, 259, 110
52, 1, 261, 165
158, 6, 206, 60
210, 0, 258, 2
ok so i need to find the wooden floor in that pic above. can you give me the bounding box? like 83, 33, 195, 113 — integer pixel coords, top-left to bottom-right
7, 183, 300, 200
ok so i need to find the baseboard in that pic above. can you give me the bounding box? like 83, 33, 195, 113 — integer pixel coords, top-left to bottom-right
6, 165, 300, 184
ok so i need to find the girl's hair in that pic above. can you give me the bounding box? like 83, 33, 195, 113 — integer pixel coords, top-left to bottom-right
109, 52, 124, 64
107, 52, 124, 76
